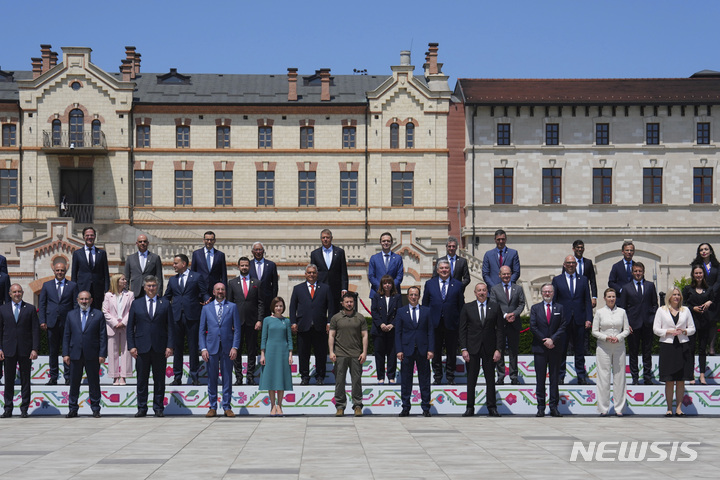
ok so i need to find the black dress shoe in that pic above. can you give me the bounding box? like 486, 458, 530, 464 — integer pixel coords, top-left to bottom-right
422, 411, 432, 417
550, 408, 563, 417
191, 380, 199, 386
93, 411, 101, 418
170, 379, 182, 386
577, 377, 588, 385
631, 379, 639, 385
234, 378, 243, 386
316, 378, 324, 385
536, 410, 545, 417
1, 411, 12, 418
66, 411, 78, 418
154, 411, 165, 417
246, 378, 256, 386
643, 378, 654, 385
488, 408, 501, 417
398, 409, 410, 417
46, 379, 58, 386
135, 410, 147, 418
462, 407, 474, 417
20, 411, 29, 418
433, 379, 442, 385
510, 379, 519, 385
64, 379, 70, 386
300, 378, 310, 386
447, 379, 456, 385
496, 379, 505, 385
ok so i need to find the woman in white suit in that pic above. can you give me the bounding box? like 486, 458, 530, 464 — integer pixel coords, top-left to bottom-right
102, 274, 135, 385
653, 287, 696, 417
592, 288, 630, 416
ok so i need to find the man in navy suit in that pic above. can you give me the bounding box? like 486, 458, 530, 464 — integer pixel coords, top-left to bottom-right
434, 236, 471, 292
39, 259, 78, 385
0, 254, 7, 275
128, 275, 174, 417
200, 283, 241, 417
618, 262, 658, 385
249, 241, 278, 318
164, 254, 209, 386
0, 268, 11, 385
310, 229, 348, 317
482, 229, 521, 289
530, 283, 566, 417
71, 226, 110, 310
0, 284, 39, 418
289, 264, 333, 385
571, 240, 597, 308
489, 266, 526, 385
459, 282, 504, 417
368, 232, 404, 298
227, 256, 264, 386
423, 259, 465, 385
608, 241, 635, 293
396, 286, 434, 417
191, 231, 228, 299
63, 291, 107, 418
552, 255, 593, 385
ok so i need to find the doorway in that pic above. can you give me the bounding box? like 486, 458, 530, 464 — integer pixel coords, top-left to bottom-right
60, 169, 93, 223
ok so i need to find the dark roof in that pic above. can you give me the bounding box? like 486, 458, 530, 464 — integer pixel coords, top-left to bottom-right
0, 70, 31, 102
456, 77, 720, 105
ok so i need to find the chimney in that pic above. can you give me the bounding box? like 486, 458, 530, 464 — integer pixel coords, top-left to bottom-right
49, 51, 58, 68
32, 58, 43, 79
125, 46, 137, 79
319, 68, 331, 101
134, 52, 141, 76
287, 68, 298, 101
120, 59, 133, 82
427, 43, 439, 75
40, 44, 52, 74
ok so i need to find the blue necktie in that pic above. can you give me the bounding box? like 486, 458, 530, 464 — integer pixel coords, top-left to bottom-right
625, 262, 632, 282
441, 280, 447, 300
450, 257, 455, 276
148, 298, 154, 318
217, 302, 223, 326
570, 275, 575, 296
13, 303, 19, 323
81, 310, 88, 330
206, 250, 212, 271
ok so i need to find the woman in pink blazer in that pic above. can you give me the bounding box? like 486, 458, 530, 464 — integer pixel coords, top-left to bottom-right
102, 274, 135, 385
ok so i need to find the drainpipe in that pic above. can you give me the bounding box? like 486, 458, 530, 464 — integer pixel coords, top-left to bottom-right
364, 99, 369, 244
129, 104, 134, 225
18, 105, 23, 222
471, 106, 476, 256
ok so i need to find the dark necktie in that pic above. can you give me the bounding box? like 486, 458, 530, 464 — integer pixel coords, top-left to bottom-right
217, 302, 223, 326
441, 280, 447, 300
148, 298, 154, 318
636, 281, 642, 296
504, 284, 511, 302
88, 248, 94, 270
480, 303, 485, 323
498, 250, 503, 267
625, 261, 632, 282
57, 281, 63, 299
180, 273, 185, 291
570, 275, 575, 296
412, 307, 418, 325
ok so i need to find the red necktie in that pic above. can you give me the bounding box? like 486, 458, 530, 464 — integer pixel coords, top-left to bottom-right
546, 304, 551, 325
505, 284, 511, 302
310, 284, 315, 299
242, 277, 248, 297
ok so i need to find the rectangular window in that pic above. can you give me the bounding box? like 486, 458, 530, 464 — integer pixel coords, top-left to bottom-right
406, 123, 415, 148
643, 167, 662, 204
340, 171, 358, 206
596, 123, 609, 145
545, 124, 559, 145
216, 126, 230, 149
300, 126, 314, 149
390, 123, 399, 149
175, 170, 193, 206
494, 168, 513, 204
257, 171, 275, 206
698, 122, 710, 145
136, 125, 150, 148
592, 168, 612, 204
134, 170, 152, 206
258, 126, 272, 148
391, 172, 413, 206
342, 126, 356, 149
0, 169, 18, 205
1, 125, 16, 147
542, 168, 562, 204
646, 123, 659, 145
176, 126, 190, 148
298, 171, 316, 206
497, 123, 510, 145
694, 167, 713, 204
215, 171, 233, 206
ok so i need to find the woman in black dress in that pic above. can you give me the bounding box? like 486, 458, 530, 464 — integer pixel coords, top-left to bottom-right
683, 265, 713, 384
692, 243, 719, 355
370, 275, 402, 384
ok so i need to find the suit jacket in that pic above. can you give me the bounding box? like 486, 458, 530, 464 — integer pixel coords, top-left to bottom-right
482, 247, 521, 288
163, 271, 209, 323
0, 254, 7, 275
199, 300, 241, 356
552, 274, 593, 326
608, 259, 634, 293
71, 246, 110, 298
395, 304, 434, 356
190, 247, 228, 296
653, 306, 696, 344
618, 279, 658, 330
310, 245, 348, 304
248, 258, 279, 315
370, 293, 402, 336
529, 302, 566, 354
561, 257, 598, 298
62, 307, 108, 360
422, 277, 465, 330
434, 254, 471, 290
0, 301, 40, 357
127, 296, 174, 354
368, 251, 404, 298
101, 290, 134, 336
0, 272, 10, 305
289, 282, 332, 332
226, 276, 264, 326
39, 278, 79, 329
488, 282, 527, 332
458, 300, 505, 356
124, 251, 164, 298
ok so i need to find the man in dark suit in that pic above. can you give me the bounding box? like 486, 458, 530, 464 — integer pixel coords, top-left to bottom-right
128, 275, 174, 417
571, 240, 597, 308
530, 283, 566, 417
39, 259, 78, 385
482, 229, 521, 289
227, 256, 264, 386
0, 268, 11, 385
164, 254, 209, 386
459, 282, 504, 417
618, 262, 658, 385
63, 291, 107, 418
71, 226, 110, 310
368, 232, 404, 298
289, 264, 333, 385
608, 240, 635, 293
552, 255, 593, 385
434, 236, 471, 292
395, 286, 434, 417
0, 254, 7, 275
0, 284, 40, 418
310, 229, 348, 317
249, 241, 279, 318
124, 234, 164, 298
422, 259, 465, 385
489, 265, 526, 385
199, 282, 241, 417
191, 231, 228, 299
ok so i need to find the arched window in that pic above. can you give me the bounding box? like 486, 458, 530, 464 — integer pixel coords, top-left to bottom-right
390, 123, 399, 149
406, 123, 415, 148
52, 120, 62, 146
69, 109, 84, 147
91, 120, 102, 146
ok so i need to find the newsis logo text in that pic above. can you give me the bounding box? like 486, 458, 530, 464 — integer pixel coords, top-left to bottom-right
570, 441, 700, 462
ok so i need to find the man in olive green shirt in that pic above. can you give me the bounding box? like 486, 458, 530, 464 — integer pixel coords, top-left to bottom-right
329, 292, 368, 417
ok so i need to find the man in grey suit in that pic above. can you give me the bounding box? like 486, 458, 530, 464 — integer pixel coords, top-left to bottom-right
489, 265, 526, 385
125, 234, 164, 299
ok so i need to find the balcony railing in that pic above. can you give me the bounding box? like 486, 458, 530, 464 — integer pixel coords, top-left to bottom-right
60, 203, 94, 223
42, 131, 107, 152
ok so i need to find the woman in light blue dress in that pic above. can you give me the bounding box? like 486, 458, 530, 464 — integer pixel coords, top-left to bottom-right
259, 297, 293, 416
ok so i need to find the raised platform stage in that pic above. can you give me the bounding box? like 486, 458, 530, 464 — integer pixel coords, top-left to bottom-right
2, 355, 718, 415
